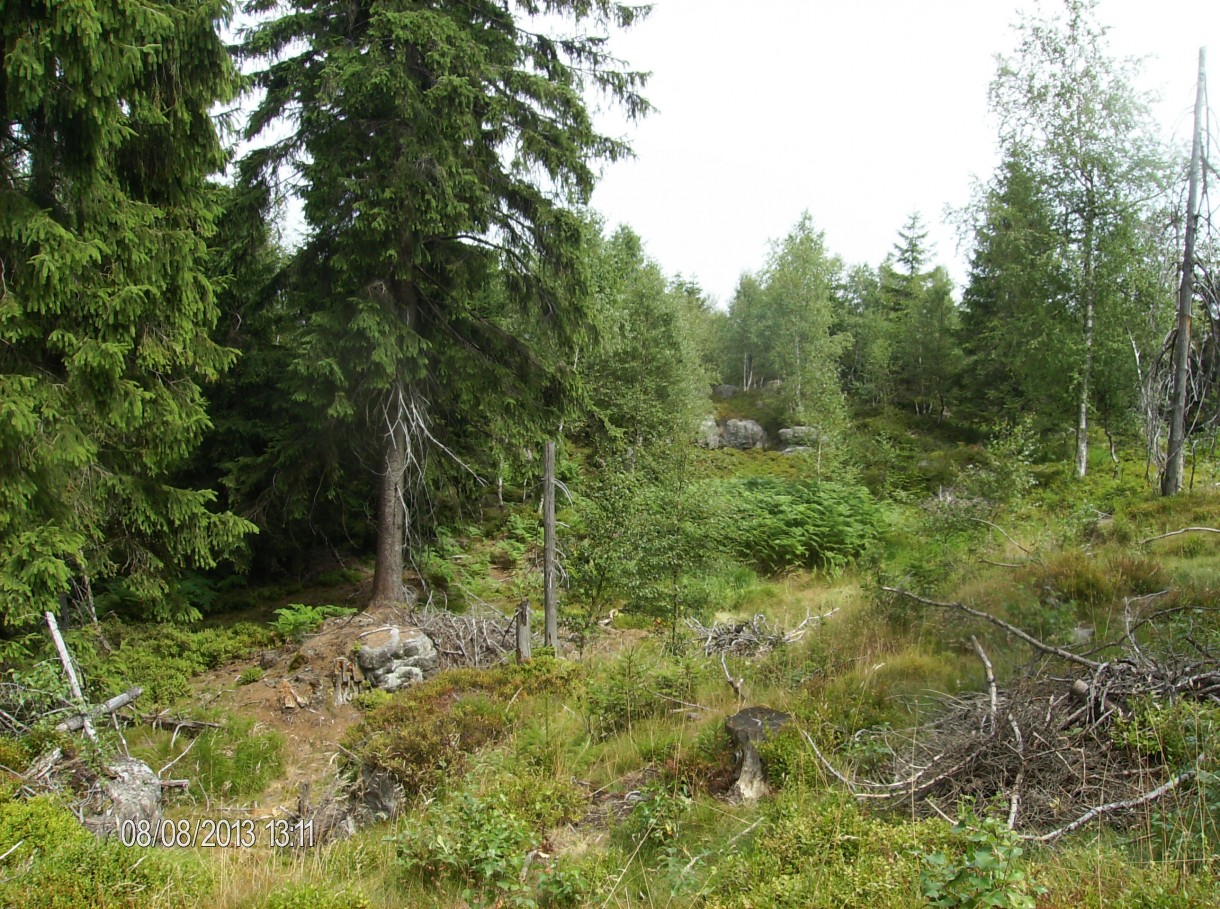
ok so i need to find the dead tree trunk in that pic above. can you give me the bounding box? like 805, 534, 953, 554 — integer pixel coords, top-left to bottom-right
515, 598, 533, 663
46, 611, 97, 742
1162, 47, 1207, 496
543, 440, 559, 652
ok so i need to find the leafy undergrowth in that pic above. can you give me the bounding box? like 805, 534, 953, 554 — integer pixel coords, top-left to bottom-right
6, 421, 1220, 907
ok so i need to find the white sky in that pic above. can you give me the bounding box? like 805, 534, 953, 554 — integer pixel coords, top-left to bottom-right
586, 0, 1219, 307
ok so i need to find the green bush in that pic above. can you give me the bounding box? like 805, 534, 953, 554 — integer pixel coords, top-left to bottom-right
705, 789, 952, 909
723, 478, 881, 573
237, 666, 265, 686
270, 604, 357, 641
129, 717, 285, 800
395, 790, 588, 908
581, 649, 668, 736
65, 621, 274, 707
921, 810, 1044, 909
343, 676, 512, 798
0, 790, 205, 908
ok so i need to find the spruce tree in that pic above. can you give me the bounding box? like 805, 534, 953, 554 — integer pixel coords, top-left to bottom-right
239, 0, 649, 605
1, 0, 253, 630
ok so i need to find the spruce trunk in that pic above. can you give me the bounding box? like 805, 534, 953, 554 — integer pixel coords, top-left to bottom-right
370, 419, 408, 606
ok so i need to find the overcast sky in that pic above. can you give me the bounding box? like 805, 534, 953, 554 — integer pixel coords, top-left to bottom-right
586, 0, 1219, 307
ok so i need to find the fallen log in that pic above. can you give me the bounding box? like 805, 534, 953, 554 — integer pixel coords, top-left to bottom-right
56, 687, 142, 732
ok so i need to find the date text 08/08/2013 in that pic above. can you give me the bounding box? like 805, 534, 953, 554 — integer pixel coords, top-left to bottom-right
119, 818, 315, 849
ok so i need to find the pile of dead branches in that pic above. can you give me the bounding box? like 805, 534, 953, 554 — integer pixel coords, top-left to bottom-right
806, 587, 1217, 840
410, 605, 516, 669
686, 609, 838, 656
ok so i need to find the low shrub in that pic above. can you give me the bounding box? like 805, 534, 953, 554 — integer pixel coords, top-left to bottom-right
270, 604, 357, 642
395, 790, 588, 908
342, 674, 513, 798
0, 789, 206, 908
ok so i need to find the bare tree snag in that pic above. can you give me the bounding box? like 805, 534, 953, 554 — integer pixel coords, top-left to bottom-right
543, 440, 559, 652
45, 611, 96, 742
515, 598, 533, 663
1162, 47, 1207, 496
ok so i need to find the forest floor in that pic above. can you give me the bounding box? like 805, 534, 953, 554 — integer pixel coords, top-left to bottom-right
7, 409, 1220, 909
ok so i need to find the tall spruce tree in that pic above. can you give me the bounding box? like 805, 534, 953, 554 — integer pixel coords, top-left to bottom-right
240, 0, 648, 605
1, 0, 252, 630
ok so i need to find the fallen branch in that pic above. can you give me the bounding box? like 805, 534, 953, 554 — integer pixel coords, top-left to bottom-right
1139, 526, 1220, 546
138, 713, 221, 734
968, 518, 1035, 556
56, 687, 142, 732
1026, 765, 1200, 842
881, 587, 1100, 670
971, 636, 997, 731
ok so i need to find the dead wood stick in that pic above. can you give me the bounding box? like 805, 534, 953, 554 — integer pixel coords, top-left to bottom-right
720, 652, 745, 702
968, 518, 1034, 555
45, 612, 96, 742
881, 587, 1101, 670
798, 728, 963, 796
140, 713, 221, 733
56, 686, 142, 732
971, 636, 997, 730
158, 735, 199, 778
1139, 526, 1220, 546
1026, 765, 1200, 842
1007, 713, 1025, 829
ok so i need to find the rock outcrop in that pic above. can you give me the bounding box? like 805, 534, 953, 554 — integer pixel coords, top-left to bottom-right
721, 418, 767, 450
355, 626, 438, 691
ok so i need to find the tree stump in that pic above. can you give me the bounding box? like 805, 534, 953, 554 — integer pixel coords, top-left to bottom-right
726, 706, 791, 802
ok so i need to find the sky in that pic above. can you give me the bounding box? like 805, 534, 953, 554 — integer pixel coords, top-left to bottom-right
585, 0, 1219, 307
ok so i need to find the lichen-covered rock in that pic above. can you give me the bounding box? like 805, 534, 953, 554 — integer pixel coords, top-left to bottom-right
778, 426, 821, 446
698, 415, 723, 449
83, 756, 162, 838
711, 383, 740, 400
726, 706, 791, 801
355, 626, 438, 691
722, 418, 767, 449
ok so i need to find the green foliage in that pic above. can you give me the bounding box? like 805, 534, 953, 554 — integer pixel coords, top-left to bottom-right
725, 478, 882, 573
1114, 698, 1218, 769
1, 0, 254, 627
129, 716, 285, 801
725, 213, 848, 432
921, 810, 1044, 909
68, 620, 273, 707
254, 885, 371, 909
706, 789, 952, 909
237, 666, 265, 686
581, 649, 670, 737
0, 790, 205, 908
343, 674, 514, 798
623, 781, 693, 849
395, 789, 588, 908
270, 603, 357, 642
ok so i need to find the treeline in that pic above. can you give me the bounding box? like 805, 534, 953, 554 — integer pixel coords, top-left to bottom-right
1, 0, 1214, 635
